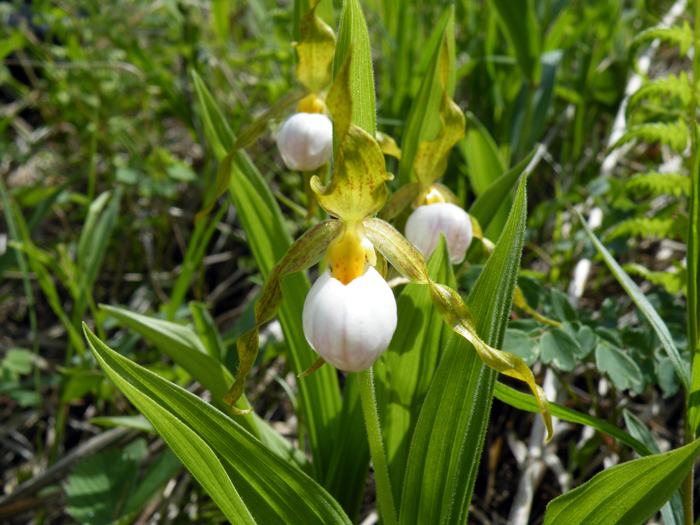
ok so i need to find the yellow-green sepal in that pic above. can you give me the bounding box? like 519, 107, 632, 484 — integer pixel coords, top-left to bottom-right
363, 217, 553, 441
428, 282, 553, 441
224, 220, 341, 412
311, 51, 393, 221
295, 0, 336, 93
413, 28, 465, 186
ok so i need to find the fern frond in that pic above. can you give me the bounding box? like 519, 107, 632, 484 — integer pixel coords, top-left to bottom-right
611, 119, 688, 151
622, 262, 686, 295
628, 72, 691, 112
607, 217, 685, 240
624, 172, 690, 198
631, 20, 693, 59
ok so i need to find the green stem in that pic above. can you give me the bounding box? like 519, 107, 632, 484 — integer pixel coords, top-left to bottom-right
685, 1, 700, 522
358, 368, 397, 525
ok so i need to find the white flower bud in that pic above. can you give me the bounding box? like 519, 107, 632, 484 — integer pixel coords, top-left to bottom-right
302, 266, 397, 372
405, 202, 473, 264
276, 112, 333, 171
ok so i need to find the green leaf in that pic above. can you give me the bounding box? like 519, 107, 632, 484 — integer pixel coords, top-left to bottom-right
375, 236, 456, 505
494, 382, 653, 457
623, 410, 684, 525
397, 7, 456, 186
190, 301, 226, 361
540, 329, 578, 372
576, 325, 598, 359
491, 0, 542, 83
503, 329, 540, 367
576, 209, 690, 393
85, 326, 352, 525
607, 217, 686, 241
100, 304, 309, 470
623, 171, 690, 198
461, 112, 509, 238
468, 147, 536, 233
595, 343, 643, 391
333, 0, 376, 137
612, 120, 688, 152
399, 174, 540, 524
543, 438, 700, 525
630, 20, 693, 60
65, 449, 139, 525
295, 0, 336, 93
628, 71, 692, 111
90, 415, 156, 433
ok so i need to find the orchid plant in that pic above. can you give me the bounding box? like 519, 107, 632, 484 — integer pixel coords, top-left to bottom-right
79, 0, 700, 524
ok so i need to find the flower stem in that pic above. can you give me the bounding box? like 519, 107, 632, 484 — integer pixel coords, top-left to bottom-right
358, 368, 398, 525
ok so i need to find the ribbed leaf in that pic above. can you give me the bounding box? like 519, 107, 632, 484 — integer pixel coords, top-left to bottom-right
623, 410, 684, 525
85, 327, 351, 525
628, 71, 692, 111
468, 147, 536, 232
688, 125, 700, 436
100, 304, 310, 470
544, 438, 700, 525
333, 0, 376, 136
494, 383, 652, 457
607, 217, 686, 241
397, 7, 455, 186
399, 174, 530, 524
630, 20, 693, 59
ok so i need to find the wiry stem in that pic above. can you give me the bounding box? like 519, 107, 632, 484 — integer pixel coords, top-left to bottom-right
358, 368, 398, 525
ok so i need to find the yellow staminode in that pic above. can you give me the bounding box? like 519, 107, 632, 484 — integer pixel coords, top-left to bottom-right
325, 221, 376, 285
297, 93, 326, 114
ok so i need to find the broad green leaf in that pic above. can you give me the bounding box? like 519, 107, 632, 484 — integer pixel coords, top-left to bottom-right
494, 382, 653, 457
100, 304, 308, 470
576, 209, 690, 393
313, 52, 392, 220
375, 236, 456, 505
623, 410, 684, 525
397, 7, 456, 187
540, 328, 580, 372
295, 0, 336, 93
86, 327, 349, 525
595, 343, 643, 391
543, 438, 700, 525
193, 71, 343, 482
468, 148, 536, 232
399, 174, 545, 525
491, 0, 541, 83
333, 0, 376, 137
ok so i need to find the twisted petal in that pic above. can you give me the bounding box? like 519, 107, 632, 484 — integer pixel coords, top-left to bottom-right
224, 220, 342, 412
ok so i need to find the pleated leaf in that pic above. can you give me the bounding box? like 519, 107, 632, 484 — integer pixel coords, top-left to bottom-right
544, 438, 700, 525
85, 326, 351, 525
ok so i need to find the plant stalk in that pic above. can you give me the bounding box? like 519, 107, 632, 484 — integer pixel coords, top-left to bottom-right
684, 0, 700, 522
358, 368, 398, 525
